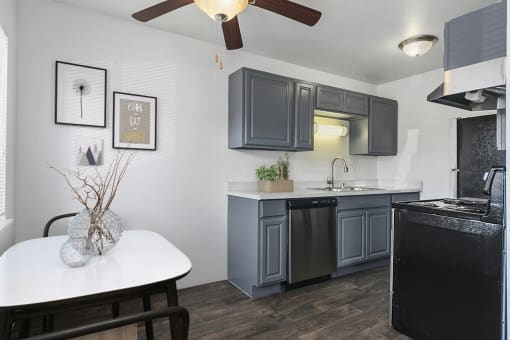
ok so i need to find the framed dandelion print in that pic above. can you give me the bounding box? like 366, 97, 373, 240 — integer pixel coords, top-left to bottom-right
113, 92, 157, 151
55, 61, 107, 127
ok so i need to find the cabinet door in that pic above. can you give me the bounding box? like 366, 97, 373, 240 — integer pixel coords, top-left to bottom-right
369, 97, 398, 155
294, 82, 314, 150
344, 91, 369, 116
366, 208, 391, 260
316, 85, 344, 112
259, 216, 287, 285
337, 210, 366, 267
245, 70, 294, 149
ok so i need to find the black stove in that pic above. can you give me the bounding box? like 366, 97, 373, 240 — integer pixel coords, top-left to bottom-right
390, 166, 505, 340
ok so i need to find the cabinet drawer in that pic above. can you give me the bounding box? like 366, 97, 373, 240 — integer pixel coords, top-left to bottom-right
391, 193, 420, 203
259, 200, 286, 218
337, 195, 391, 211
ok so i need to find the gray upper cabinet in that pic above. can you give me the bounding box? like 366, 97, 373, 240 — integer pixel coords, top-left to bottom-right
350, 96, 398, 156
294, 82, 315, 150
244, 69, 294, 149
316, 85, 344, 112
444, 1, 506, 71
366, 208, 391, 260
228, 68, 314, 151
344, 91, 369, 116
369, 97, 398, 155
337, 210, 366, 267
316, 86, 369, 117
259, 216, 287, 286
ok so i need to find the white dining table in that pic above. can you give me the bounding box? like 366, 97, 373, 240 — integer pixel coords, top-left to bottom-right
0, 230, 192, 339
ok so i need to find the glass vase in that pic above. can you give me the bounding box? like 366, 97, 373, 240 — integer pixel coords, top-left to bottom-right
68, 209, 124, 255
60, 237, 94, 267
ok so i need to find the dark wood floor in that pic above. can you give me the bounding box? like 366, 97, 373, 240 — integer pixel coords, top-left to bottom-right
22, 265, 409, 339
150, 265, 408, 339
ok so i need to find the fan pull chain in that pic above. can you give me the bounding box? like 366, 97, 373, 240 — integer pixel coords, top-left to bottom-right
214, 22, 224, 71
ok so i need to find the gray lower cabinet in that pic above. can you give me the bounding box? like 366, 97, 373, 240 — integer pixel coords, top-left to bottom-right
337, 207, 391, 268
228, 68, 314, 151
336, 195, 396, 269
259, 216, 287, 285
228, 196, 287, 299
366, 208, 391, 260
350, 96, 398, 156
337, 210, 366, 267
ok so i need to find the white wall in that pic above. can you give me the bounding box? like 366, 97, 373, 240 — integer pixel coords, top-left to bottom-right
0, 0, 17, 253
16, 0, 378, 287
376, 69, 494, 199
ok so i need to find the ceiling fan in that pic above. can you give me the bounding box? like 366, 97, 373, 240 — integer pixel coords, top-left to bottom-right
132, 0, 322, 50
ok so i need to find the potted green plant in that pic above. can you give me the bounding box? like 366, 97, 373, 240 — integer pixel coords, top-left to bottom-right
255, 155, 294, 193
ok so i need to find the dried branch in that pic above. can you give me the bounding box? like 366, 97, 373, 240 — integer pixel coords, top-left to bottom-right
49, 152, 133, 212
48, 164, 90, 209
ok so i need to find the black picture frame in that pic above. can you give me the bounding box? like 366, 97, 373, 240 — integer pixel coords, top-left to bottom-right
112, 91, 158, 151
55, 61, 107, 128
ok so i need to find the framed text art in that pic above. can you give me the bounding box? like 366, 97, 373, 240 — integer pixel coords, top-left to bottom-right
113, 92, 157, 151
55, 61, 107, 127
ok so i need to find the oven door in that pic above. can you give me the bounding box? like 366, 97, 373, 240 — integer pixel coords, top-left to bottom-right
392, 209, 504, 340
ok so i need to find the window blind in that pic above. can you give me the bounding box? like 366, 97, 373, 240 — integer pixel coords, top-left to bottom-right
0, 28, 7, 216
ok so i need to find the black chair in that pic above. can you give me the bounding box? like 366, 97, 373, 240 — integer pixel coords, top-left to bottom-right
40, 214, 159, 339
40, 214, 121, 335
25, 306, 189, 340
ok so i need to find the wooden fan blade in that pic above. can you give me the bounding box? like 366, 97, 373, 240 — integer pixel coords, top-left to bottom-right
222, 16, 243, 50
132, 0, 193, 22
250, 0, 321, 26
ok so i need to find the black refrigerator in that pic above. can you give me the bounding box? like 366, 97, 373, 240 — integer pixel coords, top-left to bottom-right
456, 114, 505, 198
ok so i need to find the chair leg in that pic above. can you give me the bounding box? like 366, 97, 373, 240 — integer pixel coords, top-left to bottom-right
45, 314, 55, 333
166, 280, 183, 340
111, 302, 120, 318
0, 312, 12, 340
142, 295, 154, 340
19, 318, 30, 338
42, 316, 47, 333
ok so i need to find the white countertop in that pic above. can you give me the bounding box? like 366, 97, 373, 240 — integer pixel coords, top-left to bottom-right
0, 230, 192, 308
227, 179, 422, 200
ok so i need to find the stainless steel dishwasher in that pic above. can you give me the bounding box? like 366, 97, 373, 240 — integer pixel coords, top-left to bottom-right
288, 198, 337, 284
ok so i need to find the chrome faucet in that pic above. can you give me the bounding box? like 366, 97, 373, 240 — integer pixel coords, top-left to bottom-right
330, 157, 349, 189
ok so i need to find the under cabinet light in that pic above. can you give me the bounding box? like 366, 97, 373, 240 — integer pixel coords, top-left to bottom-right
314, 123, 348, 137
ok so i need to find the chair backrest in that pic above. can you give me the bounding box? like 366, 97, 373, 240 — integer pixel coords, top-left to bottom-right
43, 213, 77, 238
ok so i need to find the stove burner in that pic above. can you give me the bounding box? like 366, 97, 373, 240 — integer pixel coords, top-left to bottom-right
411, 202, 440, 208
442, 198, 484, 206
444, 204, 486, 213
407, 198, 488, 215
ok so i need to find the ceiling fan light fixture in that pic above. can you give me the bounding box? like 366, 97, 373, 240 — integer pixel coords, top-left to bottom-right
194, 0, 249, 22
398, 35, 438, 57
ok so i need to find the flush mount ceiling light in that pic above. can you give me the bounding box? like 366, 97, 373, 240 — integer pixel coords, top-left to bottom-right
398, 35, 438, 57
194, 0, 249, 22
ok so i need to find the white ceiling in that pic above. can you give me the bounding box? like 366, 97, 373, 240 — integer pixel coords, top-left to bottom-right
54, 0, 496, 84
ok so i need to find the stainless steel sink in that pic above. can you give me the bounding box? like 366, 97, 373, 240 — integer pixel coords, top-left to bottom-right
308, 186, 381, 192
